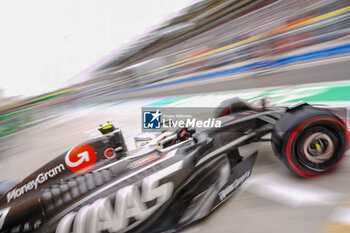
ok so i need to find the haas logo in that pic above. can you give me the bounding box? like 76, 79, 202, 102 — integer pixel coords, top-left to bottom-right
65, 144, 97, 173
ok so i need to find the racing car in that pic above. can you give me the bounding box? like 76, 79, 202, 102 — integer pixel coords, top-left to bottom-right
0, 98, 348, 233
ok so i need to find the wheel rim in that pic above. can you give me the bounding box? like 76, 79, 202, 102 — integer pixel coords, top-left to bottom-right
303, 132, 335, 164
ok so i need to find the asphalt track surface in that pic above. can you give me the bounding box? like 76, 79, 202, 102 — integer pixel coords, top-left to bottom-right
1, 55, 350, 233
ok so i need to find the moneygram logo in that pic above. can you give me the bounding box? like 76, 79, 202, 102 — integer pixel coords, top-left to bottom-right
7, 164, 65, 202
218, 170, 251, 201
143, 110, 161, 129
65, 144, 97, 173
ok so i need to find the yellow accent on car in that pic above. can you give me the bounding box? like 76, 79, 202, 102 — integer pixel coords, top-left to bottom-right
102, 124, 113, 130
316, 143, 322, 152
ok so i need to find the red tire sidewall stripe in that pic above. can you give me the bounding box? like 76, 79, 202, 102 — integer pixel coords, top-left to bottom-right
221, 107, 233, 117
286, 116, 348, 178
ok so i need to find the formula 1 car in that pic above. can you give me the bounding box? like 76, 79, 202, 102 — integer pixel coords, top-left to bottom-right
0, 98, 348, 233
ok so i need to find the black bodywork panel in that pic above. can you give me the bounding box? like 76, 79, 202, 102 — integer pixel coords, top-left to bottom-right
0, 107, 286, 233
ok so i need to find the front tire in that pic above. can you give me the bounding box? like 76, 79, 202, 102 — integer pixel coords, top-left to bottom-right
272, 106, 348, 178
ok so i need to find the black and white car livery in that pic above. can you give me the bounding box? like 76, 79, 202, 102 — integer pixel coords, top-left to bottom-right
0, 98, 348, 233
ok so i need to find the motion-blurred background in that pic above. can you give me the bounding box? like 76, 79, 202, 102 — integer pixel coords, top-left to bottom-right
1, 0, 350, 138
1, 0, 350, 232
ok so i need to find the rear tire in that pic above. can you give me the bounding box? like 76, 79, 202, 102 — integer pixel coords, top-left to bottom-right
214, 97, 252, 117
272, 106, 348, 178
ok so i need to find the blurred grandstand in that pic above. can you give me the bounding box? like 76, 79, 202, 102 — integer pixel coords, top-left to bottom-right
1, 0, 350, 137
80, 0, 349, 95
